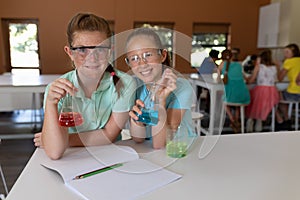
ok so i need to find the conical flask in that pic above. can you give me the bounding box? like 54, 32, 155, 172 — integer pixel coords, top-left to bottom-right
58, 93, 84, 127
136, 83, 159, 126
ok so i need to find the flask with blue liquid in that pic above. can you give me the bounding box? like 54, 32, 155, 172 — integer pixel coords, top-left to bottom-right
136, 83, 159, 126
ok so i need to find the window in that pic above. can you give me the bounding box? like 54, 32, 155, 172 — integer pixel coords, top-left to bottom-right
2, 18, 40, 75
191, 23, 230, 67
134, 22, 174, 64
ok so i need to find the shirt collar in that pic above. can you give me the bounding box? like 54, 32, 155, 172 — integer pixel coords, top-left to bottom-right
72, 70, 113, 98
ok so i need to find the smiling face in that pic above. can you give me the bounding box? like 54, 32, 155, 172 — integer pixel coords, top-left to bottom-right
65, 31, 110, 80
126, 35, 167, 83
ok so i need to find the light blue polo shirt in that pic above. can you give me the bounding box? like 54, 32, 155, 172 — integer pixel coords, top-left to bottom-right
44, 69, 136, 133
134, 77, 196, 138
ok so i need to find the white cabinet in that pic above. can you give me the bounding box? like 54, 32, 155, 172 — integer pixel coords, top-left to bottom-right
257, 2, 281, 48
257, 0, 299, 48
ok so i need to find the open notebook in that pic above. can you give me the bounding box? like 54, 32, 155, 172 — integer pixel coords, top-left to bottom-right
41, 144, 181, 200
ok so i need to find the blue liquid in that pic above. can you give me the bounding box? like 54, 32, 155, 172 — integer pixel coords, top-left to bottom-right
136, 108, 158, 126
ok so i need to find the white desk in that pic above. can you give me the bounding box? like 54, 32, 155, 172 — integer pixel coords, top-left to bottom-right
189, 74, 225, 135
6, 131, 300, 200
0, 74, 60, 138
0, 74, 61, 93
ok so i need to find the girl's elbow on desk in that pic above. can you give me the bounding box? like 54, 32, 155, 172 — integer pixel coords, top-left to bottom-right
45, 148, 65, 160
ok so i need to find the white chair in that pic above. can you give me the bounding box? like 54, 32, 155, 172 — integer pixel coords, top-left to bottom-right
270, 106, 276, 132
191, 91, 204, 135
192, 111, 204, 135
221, 102, 249, 134
280, 100, 299, 130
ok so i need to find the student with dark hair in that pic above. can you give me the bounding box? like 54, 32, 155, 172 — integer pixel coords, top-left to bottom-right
197, 49, 220, 112
198, 49, 219, 74
34, 13, 135, 159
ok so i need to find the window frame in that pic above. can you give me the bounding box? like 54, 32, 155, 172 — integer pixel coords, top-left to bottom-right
191, 23, 231, 67
1, 18, 41, 73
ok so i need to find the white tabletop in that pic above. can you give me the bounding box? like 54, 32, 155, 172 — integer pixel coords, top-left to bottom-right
0, 74, 61, 93
0, 74, 61, 138
6, 131, 300, 200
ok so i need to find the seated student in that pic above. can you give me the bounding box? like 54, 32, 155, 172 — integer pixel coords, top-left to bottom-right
33, 13, 135, 159
276, 43, 300, 130
197, 49, 219, 112
245, 49, 280, 132
198, 49, 219, 74
125, 28, 194, 149
231, 47, 241, 62
219, 49, 250, 133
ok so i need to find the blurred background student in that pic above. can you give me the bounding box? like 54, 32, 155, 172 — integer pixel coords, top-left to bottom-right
245, 49, 280, 132
276, 43, 300, 130
197, 49, 220, 113
198, 49, 219, 74
219, 49, 250, 133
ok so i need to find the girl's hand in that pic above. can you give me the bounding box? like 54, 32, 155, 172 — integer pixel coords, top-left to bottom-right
33, 132, 43, 148
129, 99, 144, 121
156, 68, 177, 101
46, 78, 77, 105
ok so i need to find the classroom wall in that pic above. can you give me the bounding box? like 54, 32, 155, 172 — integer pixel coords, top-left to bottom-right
0, 0, 270, 74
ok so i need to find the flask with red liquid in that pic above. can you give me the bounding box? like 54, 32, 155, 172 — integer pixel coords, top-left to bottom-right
59, 93, 84, 127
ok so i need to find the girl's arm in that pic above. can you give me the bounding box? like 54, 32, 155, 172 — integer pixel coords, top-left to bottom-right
278, 65, 287, 82
247, 63, 260, 84
296, 72, 300, 85
68, 111, 129, 146
218, 61, 224, 73
151, 69, 178, 149
129, 119, 146, 143
41, 78, 77, 160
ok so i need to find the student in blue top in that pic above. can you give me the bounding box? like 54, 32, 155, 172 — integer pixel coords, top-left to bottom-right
33, 13, 135, 159
125, 28, 194, 149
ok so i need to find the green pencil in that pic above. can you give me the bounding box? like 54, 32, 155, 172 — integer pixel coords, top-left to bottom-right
74, 163, 123, 180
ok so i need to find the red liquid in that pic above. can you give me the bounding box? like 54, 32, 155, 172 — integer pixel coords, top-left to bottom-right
59, 112, 84, 127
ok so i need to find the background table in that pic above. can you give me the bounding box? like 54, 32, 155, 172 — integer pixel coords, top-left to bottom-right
0, 74, 60, 139
189, 74, 225, 135
6, 131, 300, 200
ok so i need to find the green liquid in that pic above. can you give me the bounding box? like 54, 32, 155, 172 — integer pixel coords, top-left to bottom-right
166, 141, 188, 158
